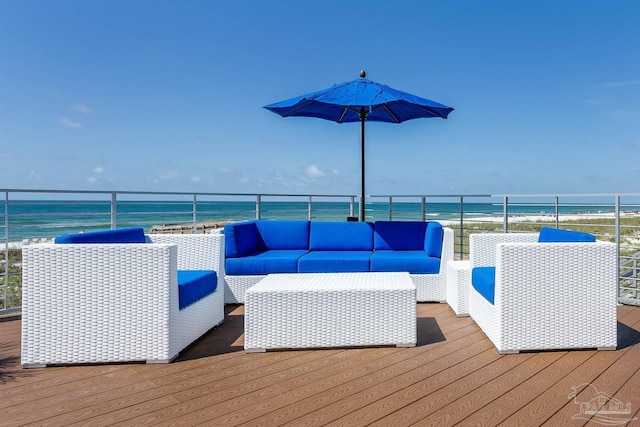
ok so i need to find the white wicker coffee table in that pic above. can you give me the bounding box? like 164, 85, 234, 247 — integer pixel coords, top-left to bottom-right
244, 272, 417, 352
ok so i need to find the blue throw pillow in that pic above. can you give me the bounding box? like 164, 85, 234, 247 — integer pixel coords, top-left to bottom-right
538, 227, 595, 243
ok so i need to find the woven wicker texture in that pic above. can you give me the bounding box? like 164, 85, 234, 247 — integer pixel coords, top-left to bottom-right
468, 234, 618, 354
244, 272, 416, 351
446, 260, 471, 316
22, 234, 225, 367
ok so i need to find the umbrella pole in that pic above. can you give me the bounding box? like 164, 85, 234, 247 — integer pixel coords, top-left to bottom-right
359, 109, 366, 222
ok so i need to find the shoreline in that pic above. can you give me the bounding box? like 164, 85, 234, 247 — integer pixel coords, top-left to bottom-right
5, 212, 638, 250
438, 211, 639, 226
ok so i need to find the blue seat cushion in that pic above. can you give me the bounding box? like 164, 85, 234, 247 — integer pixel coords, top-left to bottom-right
298, 251, 372, 273
538, 227, 595, 242
177, 270, 217, 310
55, 227, 146, 244
370, 251, 440, 274
472, 267, 496, 305
225, 249, 308, 275
309, 221, 373, 251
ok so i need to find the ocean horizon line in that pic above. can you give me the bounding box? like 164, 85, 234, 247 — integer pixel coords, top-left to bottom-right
3, 199, 638, 244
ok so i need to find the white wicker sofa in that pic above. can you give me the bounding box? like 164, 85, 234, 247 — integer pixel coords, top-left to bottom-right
21, 229, 225, 367
222, 220, 454, 304
468, 227, 618, 354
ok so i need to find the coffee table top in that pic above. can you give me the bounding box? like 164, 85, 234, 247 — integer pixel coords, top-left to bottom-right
247, 272, 414, 293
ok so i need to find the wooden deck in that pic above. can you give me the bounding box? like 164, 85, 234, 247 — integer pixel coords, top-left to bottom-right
2, 303, 640, 426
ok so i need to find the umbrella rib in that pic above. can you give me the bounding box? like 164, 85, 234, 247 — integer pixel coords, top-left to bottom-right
284, 99, 320, 117
381, 104, 401, 123
414, 104, 451, 118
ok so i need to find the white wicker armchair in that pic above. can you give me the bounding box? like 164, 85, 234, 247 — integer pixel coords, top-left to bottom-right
21, 233, 225, 367
468, 233, 618, 354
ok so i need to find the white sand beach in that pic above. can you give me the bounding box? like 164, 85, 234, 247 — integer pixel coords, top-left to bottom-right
438, 210, 640, 227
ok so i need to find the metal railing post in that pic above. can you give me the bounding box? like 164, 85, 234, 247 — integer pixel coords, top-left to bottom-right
615, 195, 621, 300
192, 194, 198, 233
421, 196, 426, 222
503, 196, 509, 233
349, 196, 355, 218
555, 196, 560, 228
388, 196, 392, 221
256, 195, 261, 220
110, 193, 117, 229
2, 191, 7, 311
459, 196, 464, 259
308, 196, 312, 220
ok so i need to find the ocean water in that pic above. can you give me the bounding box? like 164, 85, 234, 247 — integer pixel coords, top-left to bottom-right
1, 200, 622, 242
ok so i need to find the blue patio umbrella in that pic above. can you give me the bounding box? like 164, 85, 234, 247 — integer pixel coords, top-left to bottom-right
264, 70, 454, 221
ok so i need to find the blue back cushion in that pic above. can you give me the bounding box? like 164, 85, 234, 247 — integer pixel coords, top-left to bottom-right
255, 220, 310, 250
224, 221, 260, 257
538, 227, 595, 243
177, 270, 217, 310
472, 267, 496, 305
374, 221, 428, 251
55, 227, 146, 244
309, 222, 374, 251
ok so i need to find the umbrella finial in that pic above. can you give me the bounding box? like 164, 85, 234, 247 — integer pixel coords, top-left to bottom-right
360, 69, 366, 78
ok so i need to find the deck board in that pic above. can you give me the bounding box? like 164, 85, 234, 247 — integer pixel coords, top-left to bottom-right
1, 303, 639, 426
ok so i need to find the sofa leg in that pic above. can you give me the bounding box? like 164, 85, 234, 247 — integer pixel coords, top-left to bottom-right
146, 359, 171, 364
498, 349, 520, 355
22, 363, 47, 369
246, 348, 267, 353
597, 346, 617, 351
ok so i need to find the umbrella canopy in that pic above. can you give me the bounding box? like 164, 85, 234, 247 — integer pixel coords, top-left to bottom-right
264, 71, 454, 220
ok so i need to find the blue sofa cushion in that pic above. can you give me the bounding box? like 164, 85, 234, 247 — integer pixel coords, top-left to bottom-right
255, 220, 310, 250
370, 251, 440, 274
374, 221, 428, 251
177, 270, 217, 310
224, 221, 260, 258
538, 227, 595, 243
298, 251, 371, 273
472, 267, 496, 305
225, 249, 308, 275
309, 221, 374, 251
55, 227, 146, 244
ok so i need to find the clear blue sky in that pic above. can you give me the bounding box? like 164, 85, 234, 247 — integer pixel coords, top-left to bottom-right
1, 1, 639, 196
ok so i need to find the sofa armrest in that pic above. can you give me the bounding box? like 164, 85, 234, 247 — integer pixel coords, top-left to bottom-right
469, 233, 538, 268
494, 241, 617, 315
440, 227, 455, 272
147, 233, 225, 276
21, 243, 179, 365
